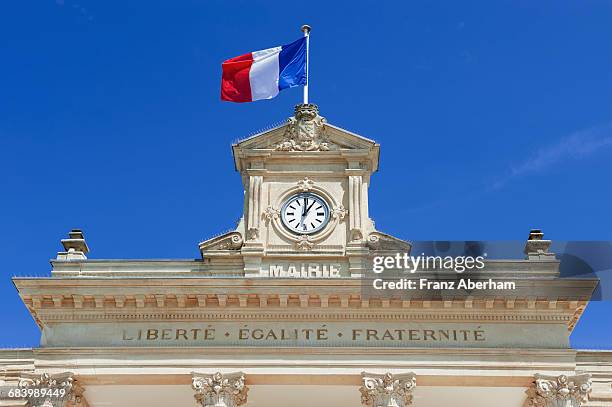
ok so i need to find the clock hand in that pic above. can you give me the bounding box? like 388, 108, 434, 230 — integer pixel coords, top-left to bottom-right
305, 200, 316, 215
299, 198, 308, 229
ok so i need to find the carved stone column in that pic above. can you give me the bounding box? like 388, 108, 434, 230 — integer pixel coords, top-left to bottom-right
192, 372, 248, 407
526, 374, 592, 407
360, 372, 416, 407
17, 372, 87, 407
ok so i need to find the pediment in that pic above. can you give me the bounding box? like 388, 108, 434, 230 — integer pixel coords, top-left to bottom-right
232, 104, 378, 153
199, 231, 243, 256
234, 122, 377, 151
366, 231, 413, 253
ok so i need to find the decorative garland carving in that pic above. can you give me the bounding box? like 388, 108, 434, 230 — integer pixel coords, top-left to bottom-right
296, 235, 315, 251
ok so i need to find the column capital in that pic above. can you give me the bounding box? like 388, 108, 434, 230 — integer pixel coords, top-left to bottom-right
17, 372, 87, 407
191, 372, 248, 407
526, 374, 592, 407
360, 372, 416, 407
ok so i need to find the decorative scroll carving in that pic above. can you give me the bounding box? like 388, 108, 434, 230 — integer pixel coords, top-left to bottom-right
275, 104, 330, 152
298, 177, 315, 191
263, 206, 280, 222
367, 232, 412, 253
526, 374, 592, 407
18, 372, 88, 407
192, 372, 248, 407
360, 372, 416, 407
199, 232, 244, 253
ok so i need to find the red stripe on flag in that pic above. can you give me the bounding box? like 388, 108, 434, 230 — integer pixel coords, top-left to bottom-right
221, 52, 253, 103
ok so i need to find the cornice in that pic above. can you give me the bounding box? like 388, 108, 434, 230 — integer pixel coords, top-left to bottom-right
13, 276, 593, 289
21, 294, 586, 330
0, 347, 582, 388
13, 277, 595, 331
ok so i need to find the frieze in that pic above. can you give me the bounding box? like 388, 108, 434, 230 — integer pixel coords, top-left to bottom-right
39, 321, 570, 348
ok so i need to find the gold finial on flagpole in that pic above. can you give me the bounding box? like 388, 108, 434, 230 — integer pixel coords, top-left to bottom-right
301, 25, 311, 105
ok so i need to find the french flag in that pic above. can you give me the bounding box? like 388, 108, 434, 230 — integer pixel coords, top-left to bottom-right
221, 37, 306, 103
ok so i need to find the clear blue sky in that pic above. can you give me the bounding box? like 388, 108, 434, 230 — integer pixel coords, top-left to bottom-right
1, 1, 611, 348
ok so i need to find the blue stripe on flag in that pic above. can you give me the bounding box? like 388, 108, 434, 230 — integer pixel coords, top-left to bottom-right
278, 37, 307, 91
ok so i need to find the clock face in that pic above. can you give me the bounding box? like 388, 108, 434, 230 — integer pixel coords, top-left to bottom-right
281, 193, 330, 234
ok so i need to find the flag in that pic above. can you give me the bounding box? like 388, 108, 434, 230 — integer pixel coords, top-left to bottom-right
221, 37, 306, 103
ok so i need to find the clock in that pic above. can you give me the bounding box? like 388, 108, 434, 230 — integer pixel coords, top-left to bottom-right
281, 192, 331, 234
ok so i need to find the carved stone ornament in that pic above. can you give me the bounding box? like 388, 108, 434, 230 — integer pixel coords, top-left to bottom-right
332, 204, 347, 221
192, 372, 248, 407
275, 104, 330, 151
367, 232, 412, 253
360, 372, 417, 407
265, 189, 345, 251
247, 228, 259, 241
296, 235, 315, 251
18, 372, 87, 407
263, 206, 280, 222
298, 176, 315, 191
199, 232, 244, 252
525, 374, 592, 407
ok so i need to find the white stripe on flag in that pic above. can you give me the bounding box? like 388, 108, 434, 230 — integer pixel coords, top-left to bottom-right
250, 46, 281, 101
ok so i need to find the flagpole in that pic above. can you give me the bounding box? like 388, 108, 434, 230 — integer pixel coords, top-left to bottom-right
301, 24, 311, 105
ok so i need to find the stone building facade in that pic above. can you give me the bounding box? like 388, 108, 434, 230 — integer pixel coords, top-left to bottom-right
1, 105, 611, 406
